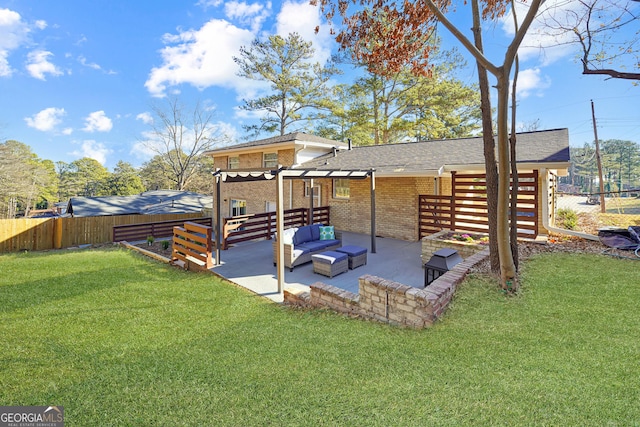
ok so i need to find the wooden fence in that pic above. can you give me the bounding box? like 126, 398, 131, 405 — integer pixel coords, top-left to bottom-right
0, 213, 204, 253
419, 171, 539, 239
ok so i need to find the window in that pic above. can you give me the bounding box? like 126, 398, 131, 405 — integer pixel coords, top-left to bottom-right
305, 181, 321, 196
263, 152, 278, 168
230, 199, 246, 216
333, 178, 350, 199
228, 156, 239, 169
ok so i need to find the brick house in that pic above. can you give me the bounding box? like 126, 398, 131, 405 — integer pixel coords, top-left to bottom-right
204, 129, 570, 241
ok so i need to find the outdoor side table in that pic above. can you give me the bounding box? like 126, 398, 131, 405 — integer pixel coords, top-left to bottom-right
312, 251, 349, 278
335, 245, 368, 269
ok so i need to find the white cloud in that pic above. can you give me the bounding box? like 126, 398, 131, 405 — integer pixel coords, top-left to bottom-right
145, 19, 255, 97
26, 50, 63, 80
72, 140, 111, 165
78, 55, 101, 70
225, 1, 271, 33
513, 68, 551, 99
276, 0, 333, 65
62, 127, 73, 135
34, 20, 47, 30
0, 8, 30, 77
0, 52, 10, 77
136, 112, 153, 125
83, 111, 113, 132
24, 107, 66, 132
197, 0, 223, 9
130, 130, 160, 161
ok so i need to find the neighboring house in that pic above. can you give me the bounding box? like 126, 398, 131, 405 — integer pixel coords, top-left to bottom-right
205, 129, 571, 241
66, 190, 212, 217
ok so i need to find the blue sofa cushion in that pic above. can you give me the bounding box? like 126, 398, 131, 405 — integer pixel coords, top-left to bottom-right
336, 245, 367, 257
310, 223, 323, 241
321, 239, 340, 248
294, 225, 313, 245
296, 241, 329, 253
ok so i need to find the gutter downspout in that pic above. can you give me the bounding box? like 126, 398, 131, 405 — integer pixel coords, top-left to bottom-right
541, 168, 599, 241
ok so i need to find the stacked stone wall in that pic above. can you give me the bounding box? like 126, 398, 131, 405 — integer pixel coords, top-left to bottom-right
284, 249, 489, 328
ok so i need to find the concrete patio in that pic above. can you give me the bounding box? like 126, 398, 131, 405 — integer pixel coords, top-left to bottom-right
209, 231, 424, 302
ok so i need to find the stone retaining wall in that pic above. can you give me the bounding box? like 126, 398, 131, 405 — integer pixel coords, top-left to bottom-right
284, 248, 490, 328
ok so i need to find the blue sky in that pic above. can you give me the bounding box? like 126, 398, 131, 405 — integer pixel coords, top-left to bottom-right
0, 0, 638, 170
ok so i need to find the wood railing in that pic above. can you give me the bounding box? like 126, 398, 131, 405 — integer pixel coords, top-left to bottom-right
221, 206, 330, 249
171, 222, 213, 270
113, 217, 212, 243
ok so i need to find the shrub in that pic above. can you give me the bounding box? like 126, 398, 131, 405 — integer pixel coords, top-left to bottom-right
557, 208, 578, 230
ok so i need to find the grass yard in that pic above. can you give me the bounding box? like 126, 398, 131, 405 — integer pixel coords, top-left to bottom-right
1, 247, 639, 425
604, 196, 640, 215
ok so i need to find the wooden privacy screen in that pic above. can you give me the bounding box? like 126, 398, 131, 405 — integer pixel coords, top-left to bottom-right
171, 222, 214, 270
419, 171, 539, 239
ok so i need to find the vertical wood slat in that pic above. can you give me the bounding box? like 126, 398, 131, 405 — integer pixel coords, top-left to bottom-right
419, 171, 539, 239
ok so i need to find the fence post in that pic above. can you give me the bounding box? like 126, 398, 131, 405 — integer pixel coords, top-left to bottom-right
54, 217, 63, 249
450, 171, 456, 231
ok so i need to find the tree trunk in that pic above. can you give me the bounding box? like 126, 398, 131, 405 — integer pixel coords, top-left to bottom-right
471, 0, 499, 273
496, 71, 517, 291
509, 56, 520, 271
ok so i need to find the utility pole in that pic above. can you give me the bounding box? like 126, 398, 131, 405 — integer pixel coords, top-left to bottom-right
591, 100, 606, 213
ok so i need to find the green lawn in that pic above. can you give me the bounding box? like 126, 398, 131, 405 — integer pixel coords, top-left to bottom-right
1, 247, 639, 426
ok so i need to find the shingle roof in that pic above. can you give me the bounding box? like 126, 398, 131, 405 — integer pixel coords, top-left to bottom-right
297, 128, 570, 175
204, 132, 348, 154
67, 190, 212, 217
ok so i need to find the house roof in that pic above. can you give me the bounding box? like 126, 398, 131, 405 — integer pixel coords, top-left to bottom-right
66, 190, 212, 217
297, 128, 570, 177
203, 132, 348, 156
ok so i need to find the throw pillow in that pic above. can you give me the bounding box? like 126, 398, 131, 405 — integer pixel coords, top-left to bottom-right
319, 225, 335, 240
281, 228, 297, 245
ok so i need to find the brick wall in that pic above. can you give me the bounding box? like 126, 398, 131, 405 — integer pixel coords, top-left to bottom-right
283, 249, 489, 328
328, 176, 435, 241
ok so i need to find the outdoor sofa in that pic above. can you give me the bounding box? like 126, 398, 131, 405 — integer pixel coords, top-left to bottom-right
272, 224, 342, 271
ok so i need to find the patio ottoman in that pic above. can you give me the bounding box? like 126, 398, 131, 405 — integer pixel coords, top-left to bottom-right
335, 245, 367, 269
312, 251, 349, 278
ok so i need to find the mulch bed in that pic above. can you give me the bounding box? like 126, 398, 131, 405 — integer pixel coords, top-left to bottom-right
131, 241, 173, 259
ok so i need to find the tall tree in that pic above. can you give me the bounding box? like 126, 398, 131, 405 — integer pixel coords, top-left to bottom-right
314, 0, 544, 290
58, 158, 110, 198
139, 155, 177, 191
600, 139, 640, 192
103, 161, 145, 196
234, 32, 340, 136
140, 97, 228, 190
0, 141, 58, 217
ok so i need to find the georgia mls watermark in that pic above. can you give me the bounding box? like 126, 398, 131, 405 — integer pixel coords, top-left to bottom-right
0, 406, 64, 427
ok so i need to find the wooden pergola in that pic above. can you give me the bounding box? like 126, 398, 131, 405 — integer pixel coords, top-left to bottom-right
212, 166, 376, 295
